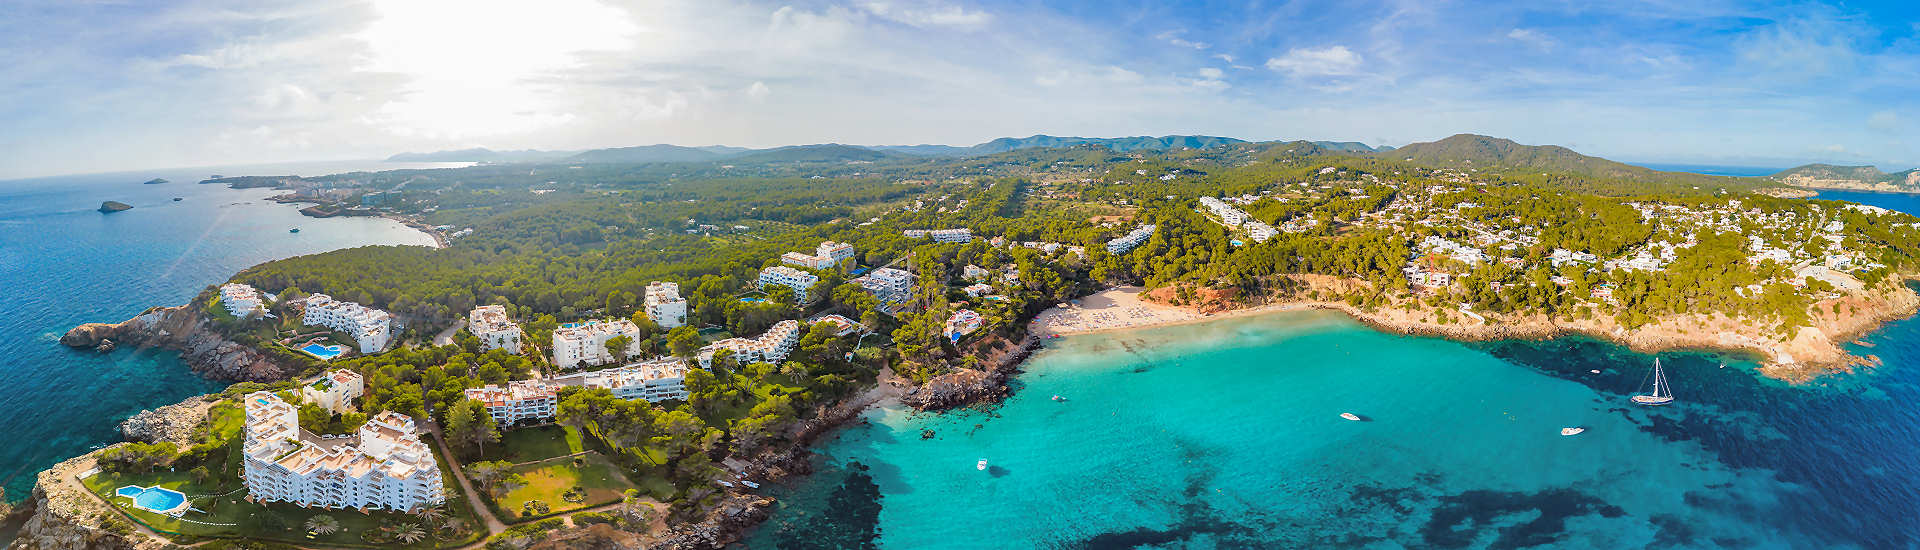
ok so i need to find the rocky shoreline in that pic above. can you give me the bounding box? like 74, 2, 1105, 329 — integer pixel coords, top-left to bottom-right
61, 304, 295, 382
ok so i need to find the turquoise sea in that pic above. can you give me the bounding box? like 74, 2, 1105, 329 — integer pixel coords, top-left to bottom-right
750, 194, 1920, 549
0, 161, 454, 502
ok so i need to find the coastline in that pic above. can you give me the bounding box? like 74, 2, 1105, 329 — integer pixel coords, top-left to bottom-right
1032, 279, 1920, 384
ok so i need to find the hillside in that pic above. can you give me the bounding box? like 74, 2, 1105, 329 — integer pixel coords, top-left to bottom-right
385, 148, 575, 162
566, 144, 729, 164
1773, 163, 1920, 193
729, 144, 897, 163
1377, 134, 1757, 193
870, 134, 1249, 156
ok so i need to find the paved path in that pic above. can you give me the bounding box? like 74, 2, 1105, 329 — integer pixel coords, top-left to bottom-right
433, 320, 466, 347
424, 422, 508, 537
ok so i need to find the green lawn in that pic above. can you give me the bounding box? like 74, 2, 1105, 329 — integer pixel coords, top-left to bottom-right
480, 424, 584, 463
491, 452, 634, 522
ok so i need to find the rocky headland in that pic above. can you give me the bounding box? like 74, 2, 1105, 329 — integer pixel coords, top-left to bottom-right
61, 305, 293, 382
8, 449, 163, 550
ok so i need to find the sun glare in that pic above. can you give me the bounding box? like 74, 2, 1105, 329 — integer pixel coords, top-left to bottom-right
357, 0, 639, 139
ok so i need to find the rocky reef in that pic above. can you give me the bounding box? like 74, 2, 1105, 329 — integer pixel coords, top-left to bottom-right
118, 395, 216, 448
62, 305, 292, 382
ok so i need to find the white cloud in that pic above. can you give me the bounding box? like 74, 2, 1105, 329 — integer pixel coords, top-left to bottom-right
1157, 30, 1210, 50
746, 81, 771, 101
1198, 67, 1225, 79
1266, 46, 1364, 77
1507, 28, 1555, 51
860, 1, 991, 30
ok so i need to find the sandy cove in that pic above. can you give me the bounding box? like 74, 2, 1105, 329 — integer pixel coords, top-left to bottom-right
1032, 276, 1920, 384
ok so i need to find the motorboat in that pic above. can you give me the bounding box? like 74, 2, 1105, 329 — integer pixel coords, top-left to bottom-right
977, 459, 989, 471
1340, 412, 1362, 421
1561, 427, 1585, 436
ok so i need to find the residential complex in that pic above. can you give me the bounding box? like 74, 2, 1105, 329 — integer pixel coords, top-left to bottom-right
644, 281, 688, 328
780, 241, 856, 270
699, 319, 802, 367
463, 379, 561, 425
219, 283, 265, 318
467, 358, 695, 424
758, 266, 820, 303
854, 267, 915, 309
241, 392, 444, 512
551, 319, 643, 369
904, 228, 973, 243
1106, 224, 1155, 254
301, 369, 364, 414
300, 294, 393, 354
467, 305, 522, 354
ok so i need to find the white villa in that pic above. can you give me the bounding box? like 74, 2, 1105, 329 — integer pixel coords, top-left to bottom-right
945, 309, 984, 338
645, 281, 689, 329
242, 392, 444, 512
468, 305, 522, 354
758, 266, 820, 303
1107, 224, 1155, 254
300, 294, 393, 354
781, 241, 856, 270
699, 319, 802, 368
301, 369, 364, 414
463, 379, 560, 425
551, 319, 644, 370
219, 283, 265, 318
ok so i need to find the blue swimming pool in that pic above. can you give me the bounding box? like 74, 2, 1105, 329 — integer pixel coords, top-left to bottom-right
116, 485, 187, 514
301, 343, 344, 360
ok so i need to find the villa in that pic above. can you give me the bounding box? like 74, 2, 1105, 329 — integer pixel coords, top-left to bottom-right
758, 266, 820, 303
300, 294, 392, 354
805, 313, 865, 337
468, 305, 522, 354
219, 283, 265, 318
644, 281, 688, 328
241, 392, 444, 512
699, 319, 802, 367
551, 319, 644, 370
944, 309, 984, 339
301, 369, 364, 414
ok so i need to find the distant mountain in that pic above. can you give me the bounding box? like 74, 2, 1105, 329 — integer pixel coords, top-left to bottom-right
729, 144, 897, 163
1772, 163, 1920, 193
566, 144, 730, 164
385, 148, 576, 163
1313, 141, 1387, 153
868, 134, 1250, 157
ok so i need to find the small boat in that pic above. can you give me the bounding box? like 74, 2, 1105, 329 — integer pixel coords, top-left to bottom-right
739, 480, 761, 489
977, 459, 989, 471
1561, 427, 1585, 436
171, 197, 182, 202
1632, 358, 1676, 406
1340, 412, 1362, 421
717, 480, 734, 488
1588, 369, 1600, 374
1051, 395, 1066, 402
289, 228, 300, 233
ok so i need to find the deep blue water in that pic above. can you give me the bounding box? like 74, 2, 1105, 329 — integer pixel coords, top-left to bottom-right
1814, 190, 1920, 216
0, 161, 454, 501
746, 194, 1920, 548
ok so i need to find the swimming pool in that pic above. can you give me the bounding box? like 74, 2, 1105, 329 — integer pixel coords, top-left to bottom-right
115, 485, 188, 515
301, 343, 345, 360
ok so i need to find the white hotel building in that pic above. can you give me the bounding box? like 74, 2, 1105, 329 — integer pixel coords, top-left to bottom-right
468, 305, 522, 354
781, 241, 856, 271
301, 369, 364, 414
699, 319, 802, 368
301, 294, 393, 354
467, 357, 694, 424
551, 319, 644, 370
645, 281, 688, 329
219, 283, 265, 318
242, 392, 444, 512
1107, 224, 1156, 254
758, 266, 820, 303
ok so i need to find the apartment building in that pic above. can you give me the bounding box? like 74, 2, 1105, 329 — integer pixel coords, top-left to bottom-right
301, 369, 364, 414
1106, 224, 1155, 254
462, 379, 560, 425
241, 392, 444, 512
219, 283, 265, 318
300, 294, 393, 354
644, 281, 689, 329
904, 228, 972, 243
699, 319, 802, 368
549, 357, 692, 403
468, 305, 522, 354
551, 319, 643, 370
781, 241, 856, 270
758, 266, 820, 303
855, 267, 915, 306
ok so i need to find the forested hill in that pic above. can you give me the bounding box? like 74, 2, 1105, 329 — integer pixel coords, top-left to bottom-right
566, 144, 739, 164
1377, 134, 1761, 193
1772, 163, 1920, 192
384, 148, 576, 163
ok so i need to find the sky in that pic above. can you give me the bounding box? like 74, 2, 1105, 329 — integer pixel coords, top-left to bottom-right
2, 0, 1918, 179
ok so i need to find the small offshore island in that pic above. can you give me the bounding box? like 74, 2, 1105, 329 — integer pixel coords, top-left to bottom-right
96, 201, 132, 213
17, 134, 1920, 549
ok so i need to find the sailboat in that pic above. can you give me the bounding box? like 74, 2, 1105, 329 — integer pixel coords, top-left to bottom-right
1632, 358, 1675, 406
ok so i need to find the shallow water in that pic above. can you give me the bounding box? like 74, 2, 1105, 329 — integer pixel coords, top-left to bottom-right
747, 309, 1920, 549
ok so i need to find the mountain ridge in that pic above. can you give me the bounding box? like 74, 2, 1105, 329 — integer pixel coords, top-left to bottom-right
1772, 163, 1920, 193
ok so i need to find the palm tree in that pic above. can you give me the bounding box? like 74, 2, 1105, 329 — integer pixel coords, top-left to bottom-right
414, 506, 447, 539
393, 523, 427, 544
305, 514, 340, 535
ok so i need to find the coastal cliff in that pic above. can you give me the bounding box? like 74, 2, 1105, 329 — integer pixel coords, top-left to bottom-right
8, 450, 161, 550
902, 335, 1041, 410
61, 305, 292, 382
